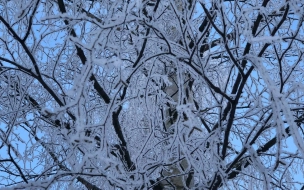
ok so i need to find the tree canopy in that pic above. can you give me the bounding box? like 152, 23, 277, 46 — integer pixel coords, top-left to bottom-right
0, 0, 304, 189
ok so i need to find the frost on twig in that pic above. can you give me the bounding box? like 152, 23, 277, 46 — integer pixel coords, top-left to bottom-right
0, 0, 303, 189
